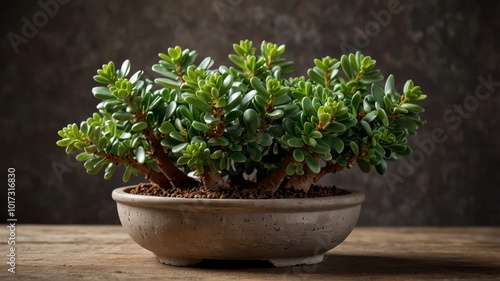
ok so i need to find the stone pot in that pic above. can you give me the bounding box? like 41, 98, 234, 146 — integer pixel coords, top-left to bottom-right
112, 186, 364, 267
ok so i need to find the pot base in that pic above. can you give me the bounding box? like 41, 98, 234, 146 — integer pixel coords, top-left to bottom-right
157, 256, 202, 267
156, 254, 325, 268
268, 254, 324, 267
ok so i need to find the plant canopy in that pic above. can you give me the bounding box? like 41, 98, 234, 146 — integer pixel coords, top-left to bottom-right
57, 40, 427, 194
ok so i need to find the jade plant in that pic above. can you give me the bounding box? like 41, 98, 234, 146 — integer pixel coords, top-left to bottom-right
57, 40, 426, 194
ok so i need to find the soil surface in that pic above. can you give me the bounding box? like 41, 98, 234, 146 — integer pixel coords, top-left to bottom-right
130, 183, 350, 199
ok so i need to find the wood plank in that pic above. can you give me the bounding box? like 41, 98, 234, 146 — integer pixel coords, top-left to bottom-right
0, 225, 499, 280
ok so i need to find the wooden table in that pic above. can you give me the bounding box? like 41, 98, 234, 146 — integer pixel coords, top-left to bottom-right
1, 225, 499, 280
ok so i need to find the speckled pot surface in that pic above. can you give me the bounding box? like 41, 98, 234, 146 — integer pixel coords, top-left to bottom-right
112, 186, 364, 267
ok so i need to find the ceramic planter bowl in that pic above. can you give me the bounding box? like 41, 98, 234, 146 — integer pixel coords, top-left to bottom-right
112, 186, 364, 267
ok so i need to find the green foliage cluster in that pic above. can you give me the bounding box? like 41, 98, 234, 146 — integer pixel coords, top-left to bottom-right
57, 40, 426, 193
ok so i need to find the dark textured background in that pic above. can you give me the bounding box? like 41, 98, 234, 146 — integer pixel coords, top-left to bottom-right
1, 0, 499, 225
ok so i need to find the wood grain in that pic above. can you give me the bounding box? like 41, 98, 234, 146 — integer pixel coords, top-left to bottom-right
1, 225, 499, 280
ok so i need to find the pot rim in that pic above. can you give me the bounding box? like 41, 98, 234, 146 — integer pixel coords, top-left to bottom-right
112, 185, 365, 212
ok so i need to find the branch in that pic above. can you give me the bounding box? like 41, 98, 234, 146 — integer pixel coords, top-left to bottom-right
95, 151, 170, 188
143, 128, 198, 189
200, 170, 229, 191
313, 155, 357, 183
257, 153, 294, 193
284, 168, 315, 192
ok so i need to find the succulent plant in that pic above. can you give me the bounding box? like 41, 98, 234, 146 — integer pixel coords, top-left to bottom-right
57, 40, 426, 194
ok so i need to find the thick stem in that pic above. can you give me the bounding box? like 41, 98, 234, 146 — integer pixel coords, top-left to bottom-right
313, 156, 357, 183
258, 153, 294, 193
95, 152, 170, 188
286, 155, 358, 192
284, 168, 316, 192
144, 128, 198, 189
200, 170, 228, 191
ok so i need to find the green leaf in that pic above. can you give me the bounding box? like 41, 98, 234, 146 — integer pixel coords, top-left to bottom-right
230, 152, 246, 163
208, 137, 229, 146
337, 155, 347, 166
159, 121, 176, 134
104, 163, 117, 180
169, 131, 186, 142
210, 150, 223, 159
394, 106, 409, 114
129, 70, 143, 84
384, 74, 395, 95
185, 95, 212, 114
92, 87, 114, 100
196, 90, 212, 103
254, 94, 268, 108
248, 147, 262, 161
286, 163, 296, 176
375, 159, 387, 175
377, 107, 389, 127
152, 64, 178, 79
319, 113, 331, 124
131, 122, 147, 132
198, 57, 214, 70
360, 120, 373, 137
241, 90, 257, 108
243, 108, 260, 132
112, 112, 134, 121
287, 137, 305, 148
401, 103, 425, 113
177, 105, 194, 121
351, 92, 361, 110
327, 121, 347, 133
229, 143, 242, 151
359, 73, 384, 84
224, 123, 242, 137
321, 152, 333, 161
136, 146, 145, 164
362, 111, 378, 123
309, 140, 330, 154
122, 165, 133, 182
87, 160, 105, 175
350, 53, 359, 71
302, 97, 315, 117
357, 159, 371, 173
192, 121, 209, 133
155, 78, 180, 90
341, 55, 354, 80
350, 141, 359, 155
307, 68, 325, 84
177, 156, 190, 165
56, 138, 72, 147
228, 54, 245, 69
172, 142, 189, 154
265, 109, 284, 119
305, 154, 320, 173
80, 139, 92, 150
120, 60, 131, 77
84, 145, 97, 153
324, 136, 343, 154
293, 149, 305, 162
274, 94, 291, 106
93, 75, 111, 84
225, 92, 242, 111
371, 84, 385, 107
75, 152, 93, 162
250, 76, 268, 96
256, 132, 273, 146
165, 101, 177, 119
224, 110, 242, 123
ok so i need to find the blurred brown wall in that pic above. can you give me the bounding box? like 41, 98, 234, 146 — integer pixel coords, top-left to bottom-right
1, 0, 499, 225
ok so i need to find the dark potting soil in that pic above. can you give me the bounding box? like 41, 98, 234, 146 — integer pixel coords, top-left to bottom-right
130, 183, 350, 199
